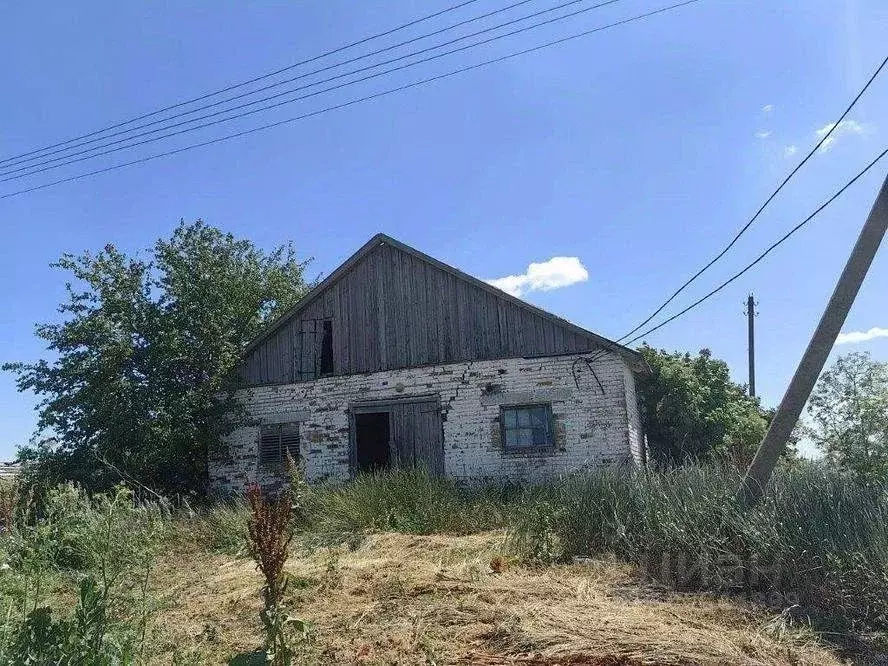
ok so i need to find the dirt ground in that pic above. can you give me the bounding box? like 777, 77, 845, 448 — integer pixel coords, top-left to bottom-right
149, 531, 849, 665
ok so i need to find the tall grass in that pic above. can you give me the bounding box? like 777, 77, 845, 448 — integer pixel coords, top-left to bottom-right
304, 468, 522, 535
508, 465, 888, 630
183, 499, 250, 555
298, 466, 888, 628
4, 464, 884, 655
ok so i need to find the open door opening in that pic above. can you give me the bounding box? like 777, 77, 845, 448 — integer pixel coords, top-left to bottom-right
354, 411, 391, 473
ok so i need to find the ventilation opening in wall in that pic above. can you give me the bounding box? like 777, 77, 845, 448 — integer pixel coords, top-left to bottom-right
319, 319, 334, 376
354, 411, 391, 473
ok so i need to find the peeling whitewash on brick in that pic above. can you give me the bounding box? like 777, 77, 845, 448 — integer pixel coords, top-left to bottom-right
210, 351, 643, 494
623, 364, 643, 464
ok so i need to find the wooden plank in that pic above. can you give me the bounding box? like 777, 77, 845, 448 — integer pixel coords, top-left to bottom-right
447, 272, 461, 361
520, 308, 540, 356
424, 258, 439, 364
258, 343, 268, 384
349, 260, 365, 372
400, 252, 415, 367
379, 245, 394, 369
460, 278, 475, 359
409, 254, 425, 367
416, 400, 444, 476
497, 300, 511, 356
364, 254, 379, 372
435, 264, 448, 361
510, 302, 525, 356
414, 257, 430, 366
373, 246, 388, 370
553, 322, 565, 354
390, 246, 408, 368
338, 275, 351, 374
405, 254, 420, 367
293, 320, 304, 380
486, 291, 500, 358
329, 281, 342, 375
543, 318, 556, 355
391, 404, 414, 469
271, 330, 281, 383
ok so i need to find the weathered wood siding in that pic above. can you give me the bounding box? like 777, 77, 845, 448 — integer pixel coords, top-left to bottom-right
240, 242, 598, 385
379, 400, 444, 476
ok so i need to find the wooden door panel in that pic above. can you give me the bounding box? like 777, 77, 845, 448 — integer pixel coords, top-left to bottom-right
387, 400, 443, 476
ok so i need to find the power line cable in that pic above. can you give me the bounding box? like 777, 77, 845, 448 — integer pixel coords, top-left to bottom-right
1, 0, 625, 181
624, 147, 888, 345
615, 53, 888, 344
0, 0, 700, 200
1, 0, 541, 171
0, 0, 484, 166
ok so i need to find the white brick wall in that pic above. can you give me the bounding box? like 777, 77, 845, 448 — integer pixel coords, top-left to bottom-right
623, 364, 644, 465
210, 352, 642, 494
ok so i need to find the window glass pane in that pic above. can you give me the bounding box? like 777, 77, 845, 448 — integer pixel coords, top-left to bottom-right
531, 407, 547, 427
517, 409, 532, 427
518, 429, 533, 446
532, 427, 547, 446
504, 409, 517, 428
505, 429, 519, 448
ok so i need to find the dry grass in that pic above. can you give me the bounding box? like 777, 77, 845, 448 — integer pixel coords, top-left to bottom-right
147, 531, 845, 665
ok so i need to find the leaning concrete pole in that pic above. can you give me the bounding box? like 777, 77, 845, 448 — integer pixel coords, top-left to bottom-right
738, 173, 888, 506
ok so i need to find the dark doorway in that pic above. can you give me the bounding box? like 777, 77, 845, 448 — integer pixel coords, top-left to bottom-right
354, 411, 391, 473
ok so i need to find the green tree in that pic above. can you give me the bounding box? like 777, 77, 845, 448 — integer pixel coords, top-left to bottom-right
636, 345, 768, 467
4, 220, 310, 494
808, 351, 888, 484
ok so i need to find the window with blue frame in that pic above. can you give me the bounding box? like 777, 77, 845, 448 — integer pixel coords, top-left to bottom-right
500, 404, 553, 450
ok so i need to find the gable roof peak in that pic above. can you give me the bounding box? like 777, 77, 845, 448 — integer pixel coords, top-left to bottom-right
244, 232, 643, 369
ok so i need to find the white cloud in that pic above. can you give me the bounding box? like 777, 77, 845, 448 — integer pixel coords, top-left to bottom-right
835, 327, 888, 345
762, 104, 774, 114
816, 119, 866, 152
755, 130, 772, 139
486, 256, 589, 298
784, 144, 798, 157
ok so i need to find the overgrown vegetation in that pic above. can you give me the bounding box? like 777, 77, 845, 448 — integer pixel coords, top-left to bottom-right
246, 484, 309, 665
290, 466, 888, 631
0, 484, 164, 663
635, 346, 774, 467
302, 467, 519, 536
3, 220, 310, 495
0, 466, 885, 663
808, 351, 888, 484
509, 464, 888, 630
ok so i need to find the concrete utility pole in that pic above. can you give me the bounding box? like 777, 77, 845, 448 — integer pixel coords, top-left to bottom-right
745, 294, 757, 397
738, 174, 888, 506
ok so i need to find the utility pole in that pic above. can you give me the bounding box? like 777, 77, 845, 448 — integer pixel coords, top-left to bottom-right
745, 294, 757, 397
738, 174, 888, 506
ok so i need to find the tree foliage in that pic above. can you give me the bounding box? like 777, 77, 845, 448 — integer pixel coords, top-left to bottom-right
635, 345, 768, 467
808, 351, 888, 484
4, 221, 310, 494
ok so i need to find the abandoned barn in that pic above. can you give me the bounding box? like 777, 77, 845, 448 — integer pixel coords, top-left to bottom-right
209, 234, 646, 493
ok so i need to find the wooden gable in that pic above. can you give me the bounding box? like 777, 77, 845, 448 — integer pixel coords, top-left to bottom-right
239, 234, 642, 385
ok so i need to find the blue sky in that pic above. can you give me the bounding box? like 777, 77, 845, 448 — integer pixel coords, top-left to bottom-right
1, 0, 886, 459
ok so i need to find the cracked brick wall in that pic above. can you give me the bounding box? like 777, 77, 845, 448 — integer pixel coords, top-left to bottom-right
210, 351, 642, 494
